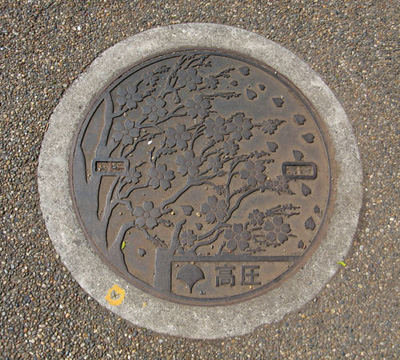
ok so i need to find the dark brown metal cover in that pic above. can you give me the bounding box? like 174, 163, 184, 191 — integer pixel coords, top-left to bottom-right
71, 50, 333, 305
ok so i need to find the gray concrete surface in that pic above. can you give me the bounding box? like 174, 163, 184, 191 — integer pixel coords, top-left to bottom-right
1, 0, 399, 357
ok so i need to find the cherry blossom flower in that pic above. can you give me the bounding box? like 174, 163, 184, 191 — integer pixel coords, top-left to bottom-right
133, 201, 161, 229
227, 113, 253, 140
203, 75, 219, 89
148, 164, 175, 190
263, 216, 291, 244
141, 96, 168, 122
112, 119, 140, 145
143, 72, 159, 86
177, 68, 202, 91
222, 140, 239, 156
274, 175, 289, 192
175, 150, 203, 177
115, 85, 143, 109
240, 160, 267, 186
124, 169, 141, 184
262, 119, 285, 135
205, 116, 228, 142
165, 124, 192, 150
185, 94, 211, 119
248, 209, 265, 226
200, 196, 228, 224
224, 224, 251, 251
180, 230, 197, 246
207, 156, 223, 173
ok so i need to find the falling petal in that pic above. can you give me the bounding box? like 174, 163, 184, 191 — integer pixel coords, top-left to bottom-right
302, 183, 312, 196
239, 66, 250, 76
272, 98, 284, 107
181, 205, 194, 216
267, 142, 278, 152
293, 150, 304, 161
305, 217, 316, 230
246, 88, 257, 100
195, 223, 203, 230
294, 115, 306, 125
303, 133, 315, 143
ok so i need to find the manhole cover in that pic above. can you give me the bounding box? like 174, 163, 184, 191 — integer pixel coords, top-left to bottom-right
39, 24, 362, 338
71, 50, 332, 305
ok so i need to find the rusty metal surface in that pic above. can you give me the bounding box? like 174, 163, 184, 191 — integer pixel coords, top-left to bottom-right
71, 50, 333, 306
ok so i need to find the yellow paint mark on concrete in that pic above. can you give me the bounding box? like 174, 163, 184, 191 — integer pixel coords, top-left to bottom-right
105, 284, 125, 306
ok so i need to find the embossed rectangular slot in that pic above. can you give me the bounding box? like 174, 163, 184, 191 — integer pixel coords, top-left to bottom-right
282, 162, 317, 179
94, 158, 128, 174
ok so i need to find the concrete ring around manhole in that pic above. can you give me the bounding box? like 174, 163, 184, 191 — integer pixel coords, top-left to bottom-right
38, 23, 362, 339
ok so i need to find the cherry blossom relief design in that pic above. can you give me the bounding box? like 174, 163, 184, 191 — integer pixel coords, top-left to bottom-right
71, 51, 331, 305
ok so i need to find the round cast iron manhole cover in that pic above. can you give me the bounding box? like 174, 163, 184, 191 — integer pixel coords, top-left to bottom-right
39, 24, 362, 338
72, 50, 332, 305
